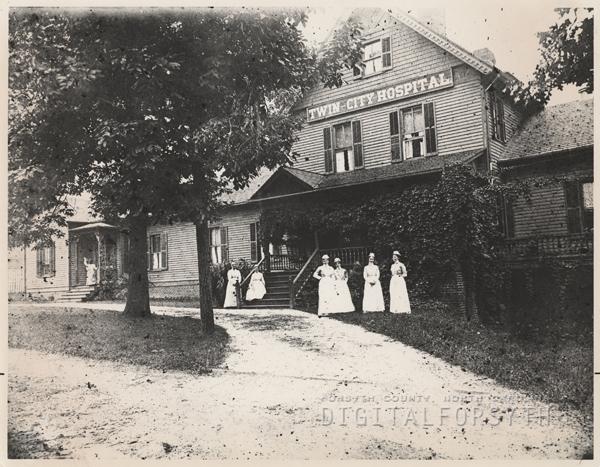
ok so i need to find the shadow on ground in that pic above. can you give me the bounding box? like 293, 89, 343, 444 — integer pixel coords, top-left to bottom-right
8, 305, 230, 374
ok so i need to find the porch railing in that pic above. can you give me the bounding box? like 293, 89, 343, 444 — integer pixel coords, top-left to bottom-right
502, 232, 593, 261
289, 245, 371, 308
267, 254, 306, 271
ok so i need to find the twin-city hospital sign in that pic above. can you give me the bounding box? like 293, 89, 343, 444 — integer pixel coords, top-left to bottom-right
306, 69, 453, 123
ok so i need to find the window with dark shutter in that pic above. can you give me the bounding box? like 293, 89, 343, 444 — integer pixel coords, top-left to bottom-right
36, 248, 43, 278
490, 92, 506, 143
389, 111, 401, 161
424, 102, 437, 154
160, 232, 168, 270
250, 222, 261, 262
565, 181, 583, 234
351, 121, 363, 168
323, 127, 333, 173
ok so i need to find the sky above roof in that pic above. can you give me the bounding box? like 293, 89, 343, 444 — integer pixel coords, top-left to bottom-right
301, 2, 591, 107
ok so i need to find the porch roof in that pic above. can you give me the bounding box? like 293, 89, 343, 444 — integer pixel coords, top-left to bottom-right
238, 148, 485, 204
69, 222, 120, 233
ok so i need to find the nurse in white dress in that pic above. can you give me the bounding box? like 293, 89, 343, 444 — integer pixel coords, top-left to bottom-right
312, 254, 336, 317
333, 257, 355, 313
223, 263, 242, 308
389, 250, 411, 314
362, 252, 385, 312
245, 270, 267, 301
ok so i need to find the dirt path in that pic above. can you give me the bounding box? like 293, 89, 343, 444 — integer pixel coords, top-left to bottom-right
8, 303, 591, 459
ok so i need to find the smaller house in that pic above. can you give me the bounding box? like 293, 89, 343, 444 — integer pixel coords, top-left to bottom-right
498, 98, 593, 263
498, 98, 593, 316
9, 194, 130, 301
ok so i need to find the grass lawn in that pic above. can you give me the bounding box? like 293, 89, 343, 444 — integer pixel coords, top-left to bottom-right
330, 300, 593, 421
8, 305, 230, 374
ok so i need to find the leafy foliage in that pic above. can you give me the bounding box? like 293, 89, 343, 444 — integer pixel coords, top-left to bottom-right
9, 8, 365, 321
262, 165, 530, 320
505, 8, 593, 109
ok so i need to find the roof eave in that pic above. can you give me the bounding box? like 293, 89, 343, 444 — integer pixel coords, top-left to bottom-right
498, 145, 594, 167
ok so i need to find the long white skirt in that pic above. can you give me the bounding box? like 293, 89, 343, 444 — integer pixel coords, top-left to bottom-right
389, 275, 411, 314
318, 277, 337, 316
223, 280, 238, 308
363, 280, 385, 312
246, 280, 266, 301
333, 280, 355, 313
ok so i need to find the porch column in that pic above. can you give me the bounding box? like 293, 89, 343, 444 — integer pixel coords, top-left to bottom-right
95, 230, 105, 283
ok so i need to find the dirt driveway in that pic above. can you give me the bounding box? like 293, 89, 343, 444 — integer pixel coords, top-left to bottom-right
8, 303, 592, 459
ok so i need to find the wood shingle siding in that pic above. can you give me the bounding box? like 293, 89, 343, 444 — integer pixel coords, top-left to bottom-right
512, 184, 567, 237
299, 20, 463, 108
293, 73, 484, 173
487, 92, 522, 170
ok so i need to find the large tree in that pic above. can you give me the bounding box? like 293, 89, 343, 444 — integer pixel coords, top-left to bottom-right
9, 8, 362, 330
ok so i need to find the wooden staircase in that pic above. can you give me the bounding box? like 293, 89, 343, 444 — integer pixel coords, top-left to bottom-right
242, 271, 297, 309
56, 285, 96, 302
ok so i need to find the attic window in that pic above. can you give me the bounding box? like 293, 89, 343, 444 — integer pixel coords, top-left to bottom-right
354, 36, 392, 77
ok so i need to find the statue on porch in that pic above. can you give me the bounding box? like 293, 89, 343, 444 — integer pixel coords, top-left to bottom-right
83, 257, 98, 286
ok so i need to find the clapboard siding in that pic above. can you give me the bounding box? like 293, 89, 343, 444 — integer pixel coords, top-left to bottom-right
487, 92, 523, 169
147, 206, 260, 284
25, 227, 70, 293
300, 17, 463, 108
292, 71, 484, 173
512, 184, 567, 237
212, 206, 261, 262
147, 222, 198, 284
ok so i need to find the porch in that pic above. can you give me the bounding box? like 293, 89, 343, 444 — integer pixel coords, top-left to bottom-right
68, 222, 128, 290
501, 232, 593, 264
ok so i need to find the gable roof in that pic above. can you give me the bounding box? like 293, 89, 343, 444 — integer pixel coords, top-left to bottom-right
229, 149, 485, 205
389, 10, 494, 76
499, 99, 593, 164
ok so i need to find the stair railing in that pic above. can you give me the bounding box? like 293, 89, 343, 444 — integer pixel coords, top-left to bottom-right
289, 247, 320, 308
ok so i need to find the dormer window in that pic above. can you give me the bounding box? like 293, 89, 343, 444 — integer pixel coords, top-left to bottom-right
354, 37, 392, 77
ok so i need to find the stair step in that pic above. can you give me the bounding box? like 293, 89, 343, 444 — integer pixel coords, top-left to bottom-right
264, 291, 289, 297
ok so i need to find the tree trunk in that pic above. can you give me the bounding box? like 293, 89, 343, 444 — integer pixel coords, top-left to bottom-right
195, 216, 215, 334
123, 215, 151, 317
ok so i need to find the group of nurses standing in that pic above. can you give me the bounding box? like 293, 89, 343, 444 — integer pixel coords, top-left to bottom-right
312, 251, 411, 317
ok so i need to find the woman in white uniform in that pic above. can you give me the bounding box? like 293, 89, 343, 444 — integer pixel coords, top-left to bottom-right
333, 257, 355, 313
245, 269, 267, 301
362, 252, 385, 312
389, 250, 411, 314
312, 254, 336, 317
223, 263, 242, 308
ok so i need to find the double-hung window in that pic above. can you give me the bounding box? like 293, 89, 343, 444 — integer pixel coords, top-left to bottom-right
354, 37, 392, 77
323, 121, 363, 173
565, 180, 593, 233
389, 102, 437, 161
36, 242, 55, 278
210, 227, 229, 264
147, 233, 168, 271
